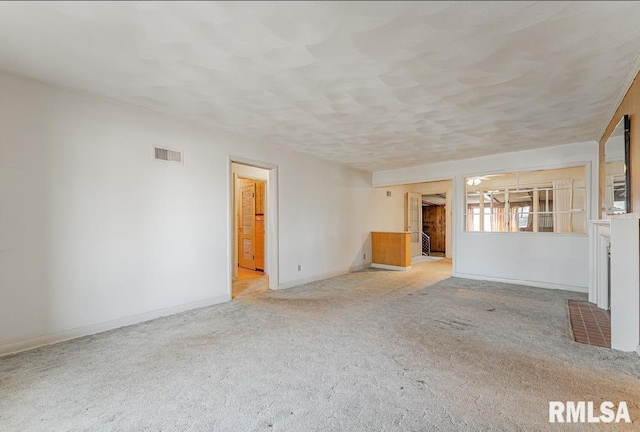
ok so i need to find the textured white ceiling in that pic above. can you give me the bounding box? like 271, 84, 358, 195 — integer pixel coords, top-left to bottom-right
1, 1, 640, 172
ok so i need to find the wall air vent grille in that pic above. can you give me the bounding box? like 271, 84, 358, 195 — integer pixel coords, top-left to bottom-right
154, 147, 183, 163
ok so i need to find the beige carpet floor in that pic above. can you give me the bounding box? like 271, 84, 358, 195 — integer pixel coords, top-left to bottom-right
1, 259, 639, 431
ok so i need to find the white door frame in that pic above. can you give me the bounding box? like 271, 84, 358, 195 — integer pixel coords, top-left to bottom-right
228, 156, 279, 298
405, 192, 423, 257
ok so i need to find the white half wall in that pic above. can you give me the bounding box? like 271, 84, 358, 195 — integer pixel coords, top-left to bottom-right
0, 72, 374, 354
610, 218, 640, 352
373, 142, 599, 292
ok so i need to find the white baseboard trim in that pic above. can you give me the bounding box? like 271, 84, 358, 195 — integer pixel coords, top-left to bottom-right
454, 272, 588, 293
348, 263, 370, 272
277, 269, 349, 290
275, 264, 372, 290
372, 263, 411, 271
0, 294, 230, 357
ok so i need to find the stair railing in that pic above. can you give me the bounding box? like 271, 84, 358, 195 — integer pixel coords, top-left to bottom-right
422, 232, 431, 256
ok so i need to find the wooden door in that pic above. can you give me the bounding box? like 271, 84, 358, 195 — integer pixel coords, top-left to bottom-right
423, 205, 446, 253
255, 181, 265, 215
255, 215, 265, 271
405, 192, 422, 257
239, 179, 256, 270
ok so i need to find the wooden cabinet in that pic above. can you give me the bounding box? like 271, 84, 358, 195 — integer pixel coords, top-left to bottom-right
255, 181, 265, 215
371, 232, 411, 270
255, 215, 265, 271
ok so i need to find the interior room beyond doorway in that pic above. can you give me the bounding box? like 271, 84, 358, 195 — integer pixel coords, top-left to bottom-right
232, 162, 270, 298
375, 180, 453, 260
422, 194, 447, 257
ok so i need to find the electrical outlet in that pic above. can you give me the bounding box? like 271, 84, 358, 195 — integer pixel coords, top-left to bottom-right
386, 191, 391, 197
298, 265, 301, 271
363, 253, 366, 260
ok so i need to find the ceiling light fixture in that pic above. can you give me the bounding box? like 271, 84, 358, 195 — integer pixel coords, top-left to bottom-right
467, 177, 481, 186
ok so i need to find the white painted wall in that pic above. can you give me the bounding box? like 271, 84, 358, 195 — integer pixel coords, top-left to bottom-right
373, 142, 599, 292
371, 186, 407, 233
0, 72, 374, 354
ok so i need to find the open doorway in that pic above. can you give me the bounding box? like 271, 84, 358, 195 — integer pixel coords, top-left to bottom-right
404, 190, 448, 259
376, 179, 453, 261
373, 179, 452, 276
231, 161, 277, 298
422, 193, 447, 257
